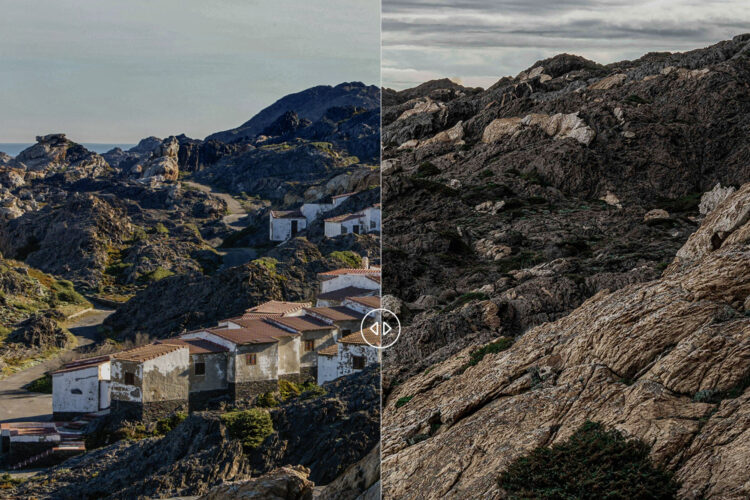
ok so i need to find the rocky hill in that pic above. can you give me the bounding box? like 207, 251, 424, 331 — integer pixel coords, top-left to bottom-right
9, 367, 379, 499
382, 35, 750, 499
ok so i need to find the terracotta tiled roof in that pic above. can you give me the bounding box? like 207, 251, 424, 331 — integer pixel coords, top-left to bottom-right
270, 315, 335, 332
318, 344, 339, 357
324, 212, 363, 223
346, 295, 381, 309
205, 319, 298, 345
317, 286, 376, 301
245, 300, 311, 315
158, 337, 228, 355
340, 328, 380, 346
112, 343, 187, 362
270, 210, 304, 219
332, 191, 356, 199
305, 306, 364, 322
318, 268, 381, 277
50, 355, 110, 375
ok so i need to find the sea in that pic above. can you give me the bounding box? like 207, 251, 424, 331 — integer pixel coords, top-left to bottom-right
0, 143, 136, 157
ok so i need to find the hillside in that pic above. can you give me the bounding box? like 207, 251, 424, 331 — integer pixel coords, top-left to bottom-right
381, 35, 750, 498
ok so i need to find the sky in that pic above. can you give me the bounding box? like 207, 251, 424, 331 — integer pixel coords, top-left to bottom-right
0, 0, 380, 143
382, 0, 750, 90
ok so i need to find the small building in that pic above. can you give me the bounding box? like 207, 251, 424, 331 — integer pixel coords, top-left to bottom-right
303, 306, 365, 338
324, 212, 366, 238
0, 423, 61, 467
316, 286, 377, 307
342, 295, 381, 317
267, 316, 337, 380
218, 301, 310, 326
157, 338, 229, 411
319, 268, 381, 294
300, 201, 333, 223
331, 191, 355, 208
50, 355, 111, 420
269, 210, 307, 241
317, 329, 380, 385
362, 204, 381, 232
110, 344, 190, 422
182, 320, 300, 400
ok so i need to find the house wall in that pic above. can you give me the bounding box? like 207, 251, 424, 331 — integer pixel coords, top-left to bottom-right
301, 203, 332, 223
324, 221, 342, 238
189, 352, 228, 393
110, 359, 143, 403
320, 274, 380, 293
364, 206, 381, 232
270, 216, 306, 241
52, 365, 103, 418
277, 336, 301, 376
337, 343, 380, 378
182, 331, 237, 352
234, 343, 278, 382
332, 320, 363, 338
325, 216, 365, 238
142, 349, 190, 403
342, 299, 378, 317
317, 355, 338, 385
332, 194, 352, 208
300, 329, 336, 368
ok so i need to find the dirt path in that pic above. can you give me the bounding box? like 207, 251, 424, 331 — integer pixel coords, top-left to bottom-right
0, 308, 114, 423
182, 180, 249, 230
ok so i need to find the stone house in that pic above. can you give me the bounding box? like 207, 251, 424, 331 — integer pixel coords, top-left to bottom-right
318, 268, 381, 295
324, 212, 366, 237
182, 320, 300, 400
317, 328, 380, 384
156, 338, 229, 411
109, 344, 190, 422
266, 316, 337, 380
269, 210, 307, 241
50, 355, 111, 420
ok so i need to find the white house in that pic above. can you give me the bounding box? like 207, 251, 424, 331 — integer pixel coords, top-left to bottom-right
317, 328, 380, 385
269, 210, 307, 241
324, 212, 366, 238
300, 191, 357, 224
342, 296, 381, 317
50, 355, 111, 420
362, 204, 381, 232
331, 192, 355, 208
318, 268, 381, 294
316, 286, 378, 307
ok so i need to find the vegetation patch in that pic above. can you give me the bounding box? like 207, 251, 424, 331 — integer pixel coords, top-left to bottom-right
458, 337, 514, 374
25, 373, 52, 393
498, 421, 679, 499
693, 373, 750, 404
416, 161, 440, 177
0, 473, 24, 490
395, 395, 414, 408
221, 409, 274, 450
138, 267, 174, 283
257, 392, 279, 408
253, 257, 279, 273
155, 411, 187, 435
328, 250, 362, 269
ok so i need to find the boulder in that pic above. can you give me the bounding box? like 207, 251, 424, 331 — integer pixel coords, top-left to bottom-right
699, 183, 736, 216
200, 466, 313, 500
644, 208, 670, 222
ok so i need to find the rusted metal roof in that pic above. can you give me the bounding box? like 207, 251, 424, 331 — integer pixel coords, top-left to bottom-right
324, 212, 363, 223
318, 268, 381, 277
112, 343, 187, 362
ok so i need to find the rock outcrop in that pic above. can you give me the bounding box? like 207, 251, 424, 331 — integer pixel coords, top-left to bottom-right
382, 184, 750, 499
200, 466, 314, 500
13, 134, 109, 180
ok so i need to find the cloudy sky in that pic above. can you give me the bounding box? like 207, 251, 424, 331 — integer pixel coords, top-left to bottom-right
383, 0, 750, 89
0, 0, 379, 143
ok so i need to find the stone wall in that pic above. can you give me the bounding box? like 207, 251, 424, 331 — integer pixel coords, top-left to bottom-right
230, 380, 278, 402
189, 388, 230, 412
111, 398, 188, 423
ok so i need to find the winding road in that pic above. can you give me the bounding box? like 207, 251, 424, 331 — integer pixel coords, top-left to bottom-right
0, 307, 114, 423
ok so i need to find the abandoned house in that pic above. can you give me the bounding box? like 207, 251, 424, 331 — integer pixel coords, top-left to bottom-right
318, 268, 381, 295
156, 338, 229, 411
269, 209, 307, 241
341, 296, 381, 317
317, 328, 380, 384
182, 319, 300, 399
266, 315, 337, 379
300, 191, 355, 223
50, 355, 111, 420
324, 212, 366, 237
109, 343, 190, 422
302, 306, 365, 338
316, 286, 378, 307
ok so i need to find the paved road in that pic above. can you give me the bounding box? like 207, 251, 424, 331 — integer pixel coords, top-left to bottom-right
0, 308, 114, 423
182, 181, 249, 230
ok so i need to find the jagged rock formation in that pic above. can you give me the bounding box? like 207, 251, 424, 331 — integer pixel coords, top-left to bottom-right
317, 444, 380, 500
12, 134, 110, 181
382, 183, 750, 499
200, 465, 314, 500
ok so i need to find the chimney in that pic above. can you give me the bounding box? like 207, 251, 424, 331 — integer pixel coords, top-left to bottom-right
362, 256, 369, 269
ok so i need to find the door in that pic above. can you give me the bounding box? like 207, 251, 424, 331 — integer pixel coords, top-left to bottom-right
352, 224, 360, 234
291, 220, 299, 236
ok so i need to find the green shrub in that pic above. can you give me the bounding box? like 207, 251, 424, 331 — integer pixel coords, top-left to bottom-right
459, 337, 514, 374
498, 421, 679, 499
253, 257, 279, 273
51, 280, 88, 305
395, 395, 413, 408
300, 381, 327, 399
221, 409, 274, 450
278, 379, 302, 401
328, 251, 363, 269
139, 267, 174, 283
153, 223, 169, 235
257, 392, 279, 408
155, 412, 187, 435
26, 374, 52, 393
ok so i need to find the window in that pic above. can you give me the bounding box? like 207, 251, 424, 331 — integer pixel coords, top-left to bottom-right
304, 339, 315, 352
370, 220, 376, 229
246, 353, 257, 365
124, 372, 135, 385
194, 361, 206, 376
352, 356, 366, 370
71, 388, 82, 395
341, 226, 348, 234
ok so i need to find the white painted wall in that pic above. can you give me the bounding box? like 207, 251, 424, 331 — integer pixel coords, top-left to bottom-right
317, 354, 338, 385
270, 215, 306, 241
332, 194, 352, 208
110, 361, 144, 403
301, 203, 333, 223
341, 298, 378, 317
182, 330, 238, 352
363, 206, 381, 232
142, 348, 190, 403
324, 215, 365, 238
321, 274, 380, 293
52, 365, 104, 415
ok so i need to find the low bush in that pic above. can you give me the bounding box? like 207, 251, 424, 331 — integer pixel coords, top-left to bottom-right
458, 337, 514, 374
395, 395, 413, 408
221, 409, 274, 450
257, 392, 279, 408
155, 412, 187, 435
328, 251, 362, 269
25, 374, 53, 393
498, 421, 679, 499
